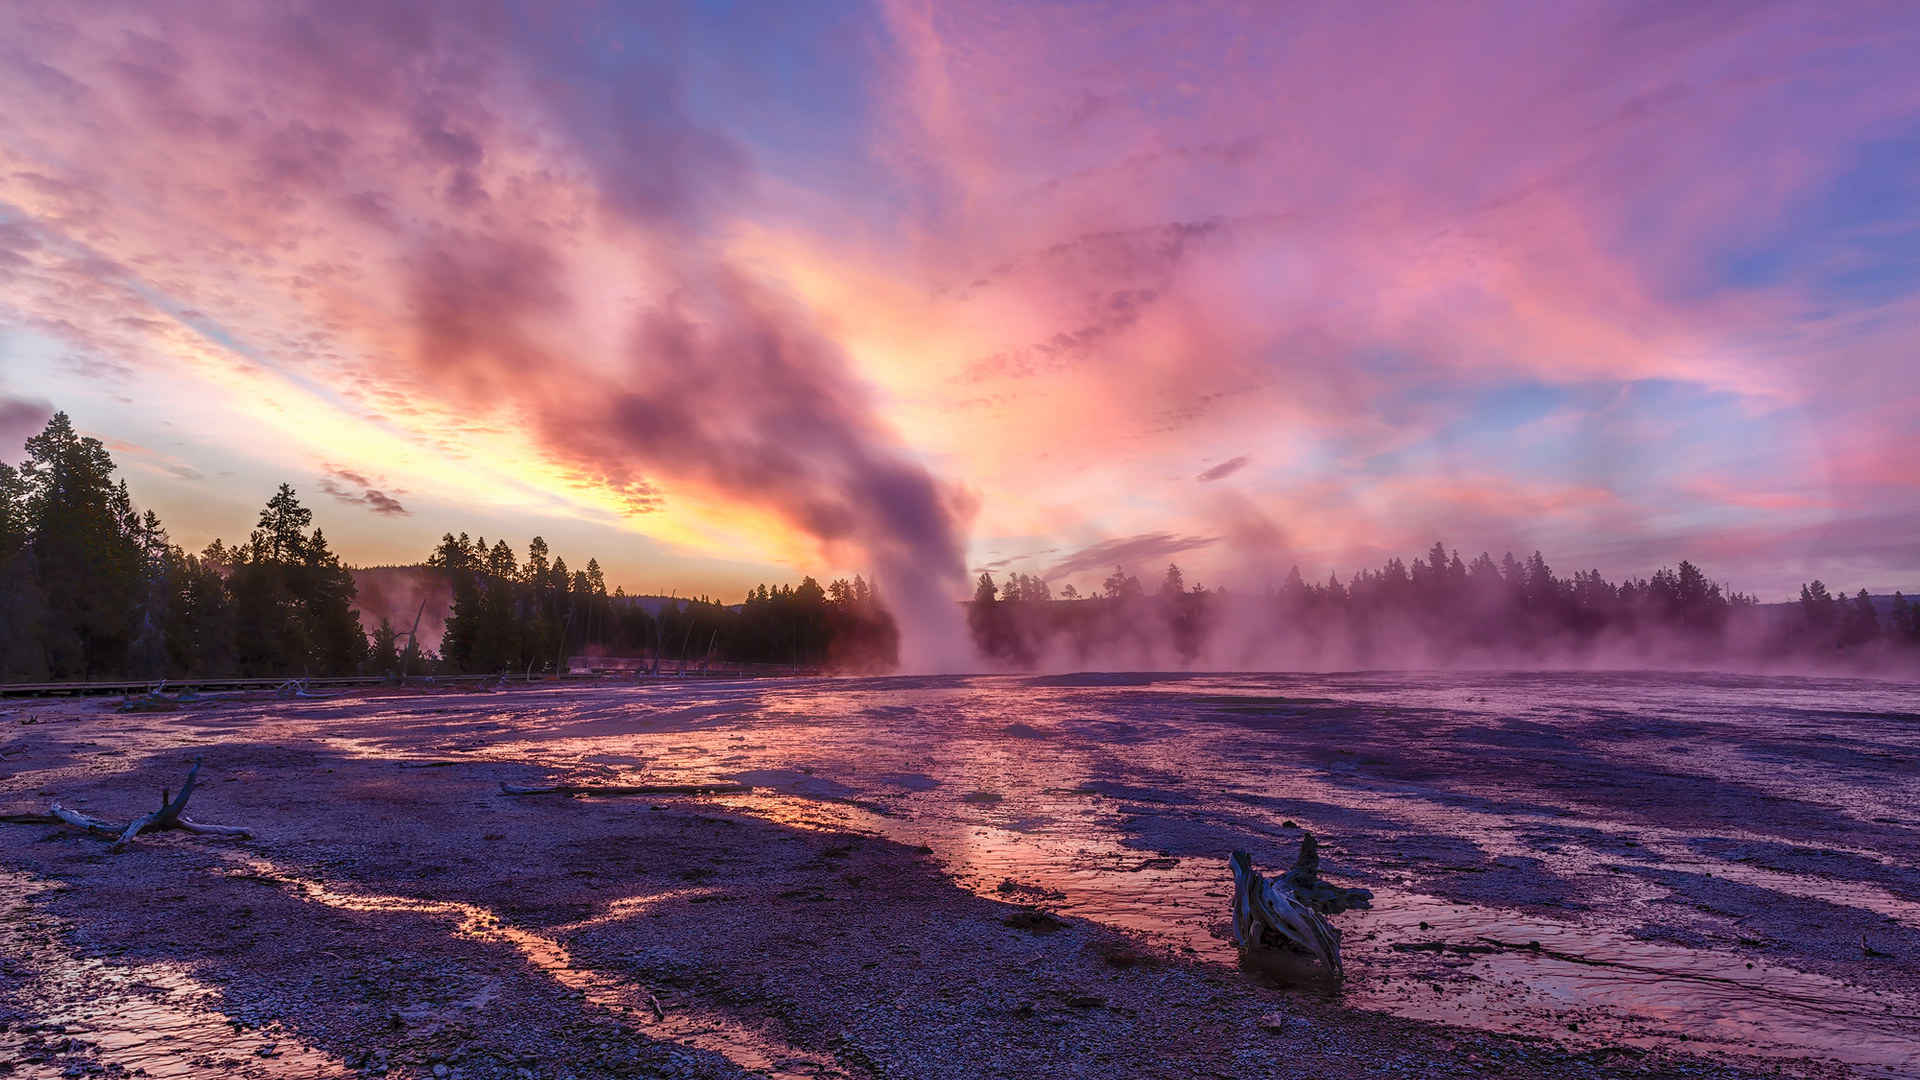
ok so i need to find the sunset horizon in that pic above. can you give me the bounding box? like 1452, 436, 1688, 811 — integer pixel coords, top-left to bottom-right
4, 2, 1917, 614
3, 5, 1918, 1079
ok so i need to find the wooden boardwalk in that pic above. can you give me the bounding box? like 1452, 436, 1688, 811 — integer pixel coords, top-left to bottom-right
0, 665, 812, 697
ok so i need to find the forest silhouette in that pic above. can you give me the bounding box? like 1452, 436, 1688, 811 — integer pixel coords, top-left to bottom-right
2, 412, 1915, 681
0, 412, 893, 680
966, 552, 1918, 671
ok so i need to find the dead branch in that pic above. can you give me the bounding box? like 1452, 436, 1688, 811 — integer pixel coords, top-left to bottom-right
113, 758, 203, 847
118, 691, 183, 713
1230, 833, 1373, 978
48, 804, 122, 836
171, 817, 253, 839
43, 758, 253, 850
499, 780, 751, 797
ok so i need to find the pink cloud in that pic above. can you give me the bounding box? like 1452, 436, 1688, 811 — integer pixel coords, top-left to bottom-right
318, 465, 409, 517
0, 0, 1915, 616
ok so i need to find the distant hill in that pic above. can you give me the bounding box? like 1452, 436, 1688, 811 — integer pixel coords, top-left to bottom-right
1758, 593, 1911, 617
611, 594, 745, 616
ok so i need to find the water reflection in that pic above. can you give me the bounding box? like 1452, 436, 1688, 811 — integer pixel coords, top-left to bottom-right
0, 870, 349, 1079
447, 672, 1920, 1073
226, 858, 845, 1079
1349, 889, 1915, 1068
27, 672, 1913, 1074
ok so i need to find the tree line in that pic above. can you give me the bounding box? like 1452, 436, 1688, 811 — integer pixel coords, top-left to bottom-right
4, 411, 1914, 680
0, 412, 898, 681
0, 414, 363, 680
968, 545, 1920, 670
427, 532, 897, 675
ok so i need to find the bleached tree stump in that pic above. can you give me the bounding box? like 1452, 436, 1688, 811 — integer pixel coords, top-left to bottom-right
1230, 833, 1372, 978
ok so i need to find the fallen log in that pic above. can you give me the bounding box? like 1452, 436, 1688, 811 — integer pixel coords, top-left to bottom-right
118, 692, 182, 713
1230, 833, 1373, 978
44, 759, 253, 850
499, 780, 752, 797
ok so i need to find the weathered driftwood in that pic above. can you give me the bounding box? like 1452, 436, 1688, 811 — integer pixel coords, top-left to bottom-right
119, 682, 185, 712
46, 759, 253, 850
118, 683, 220, 712
48, 802, 123, 837
500, 780, 752, 797
1230, 833, 1373, 978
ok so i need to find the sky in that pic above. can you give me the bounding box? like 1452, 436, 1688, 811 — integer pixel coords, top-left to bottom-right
1, 0, 1917, 616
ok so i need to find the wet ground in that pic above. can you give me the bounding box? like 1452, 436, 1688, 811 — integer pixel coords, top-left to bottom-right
1, 671, 1916, 1078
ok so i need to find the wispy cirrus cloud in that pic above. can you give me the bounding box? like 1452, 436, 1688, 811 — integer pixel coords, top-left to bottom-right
0, 0, 1916, 611
319, 466, 409, 518
1197, 456, 1249, 483
1046, 532, 1220, 582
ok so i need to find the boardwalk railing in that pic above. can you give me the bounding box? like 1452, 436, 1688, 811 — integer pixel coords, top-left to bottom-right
0, 666, 815, 697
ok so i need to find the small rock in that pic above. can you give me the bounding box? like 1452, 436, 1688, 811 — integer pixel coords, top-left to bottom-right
1003, 908, 1067, 934
1258, 1011, 1307, 1035
432, 1065, 450, 1078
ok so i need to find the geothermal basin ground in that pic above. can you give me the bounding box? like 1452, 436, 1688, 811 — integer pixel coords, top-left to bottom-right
2, 671, 1917, 1079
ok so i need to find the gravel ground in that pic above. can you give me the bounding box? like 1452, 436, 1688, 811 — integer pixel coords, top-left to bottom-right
0, 674, 1910, 1079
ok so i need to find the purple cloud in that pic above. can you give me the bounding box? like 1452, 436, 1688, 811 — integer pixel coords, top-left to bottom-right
1197, 455, 1250, 483
319, 466, 409, 517
1046, 532, 1220, 582
0, 395, 54, 452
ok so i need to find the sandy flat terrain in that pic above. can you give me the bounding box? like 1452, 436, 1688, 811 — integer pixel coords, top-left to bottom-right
2, 673, 1915, 1079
